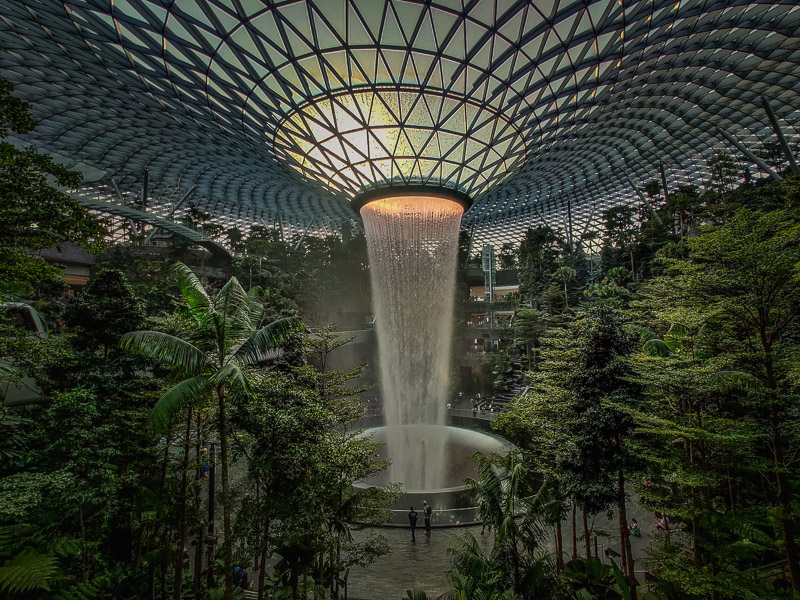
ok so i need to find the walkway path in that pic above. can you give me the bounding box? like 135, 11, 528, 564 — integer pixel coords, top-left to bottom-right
346, 499, 664, 599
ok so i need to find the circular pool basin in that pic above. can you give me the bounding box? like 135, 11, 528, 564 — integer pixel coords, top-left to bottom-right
354, 424, 512, 526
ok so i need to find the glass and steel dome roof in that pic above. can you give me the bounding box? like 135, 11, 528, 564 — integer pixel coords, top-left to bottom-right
1, 0, 799, 247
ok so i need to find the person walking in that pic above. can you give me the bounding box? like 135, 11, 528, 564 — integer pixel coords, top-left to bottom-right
408, 506, 418, 542
423, 500, 432, 535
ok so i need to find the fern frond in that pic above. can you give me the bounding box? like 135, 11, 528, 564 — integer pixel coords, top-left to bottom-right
0, 548, 59, 593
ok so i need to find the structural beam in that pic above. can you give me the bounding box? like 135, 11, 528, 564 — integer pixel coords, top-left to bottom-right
170, 185, 196, 218
627, 176, 664, 224
762, 97, 800, 176
717, 128, 784, 181
74, 196, 232, 261
659, 162, 670, 205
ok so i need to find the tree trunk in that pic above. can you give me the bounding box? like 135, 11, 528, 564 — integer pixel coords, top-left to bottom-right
618, 471, 637, 599
258, 517, 270, 600
571, 502, 577, 559
582, 509, 590, 559
763, 339, 800, 593
555, 517, 563, 571
770, 408, 800, 592
174, 408, 193, 600
207, 442, 216, 589
217, 388, 234, 600
158, 435, 171, 600
629, 248, 635, 280
193, 413, 205, 600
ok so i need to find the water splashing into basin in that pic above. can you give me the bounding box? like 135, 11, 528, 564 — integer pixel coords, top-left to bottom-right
360, 194, 463, 490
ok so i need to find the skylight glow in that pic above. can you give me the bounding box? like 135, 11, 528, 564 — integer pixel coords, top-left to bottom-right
273, 87, 526, 198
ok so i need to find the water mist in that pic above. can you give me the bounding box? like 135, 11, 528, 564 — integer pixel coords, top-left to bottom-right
360, 194, 463, 490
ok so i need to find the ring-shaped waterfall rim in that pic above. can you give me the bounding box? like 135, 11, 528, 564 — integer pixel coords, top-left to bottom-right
352, 184, 473, 214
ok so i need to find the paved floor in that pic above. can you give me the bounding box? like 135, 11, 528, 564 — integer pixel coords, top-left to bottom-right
346, 500, 662, 600
348, 525, 493, 600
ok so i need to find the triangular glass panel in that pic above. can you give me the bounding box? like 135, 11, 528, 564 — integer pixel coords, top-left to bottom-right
352, 0, 385, 39
347, 2, 375, 44
412, 9, 438, 53
395, 1, 424, 41
315, 0, 346, 41
209, 2, 240, 34
284, 25, 312, 57
380, 6, 406, 46
312, 10, 339, 49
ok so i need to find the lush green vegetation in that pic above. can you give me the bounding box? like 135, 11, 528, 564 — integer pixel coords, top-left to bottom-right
3, 73, 800, 600
487, 165, 800, 599
0, 79, 392, 600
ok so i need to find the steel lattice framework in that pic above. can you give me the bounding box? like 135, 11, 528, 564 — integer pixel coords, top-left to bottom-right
1, 0, 799, 249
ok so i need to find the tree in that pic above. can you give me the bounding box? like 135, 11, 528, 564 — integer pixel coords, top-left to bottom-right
0, 77, 107, 297
462, 452, 560, 599
552, 265, 576, 309
481, 352, 513, 395
513, 308, 547, 369
498, 243, 517, 270
517, 227, 562, 309
225, 227, 244, 253
463, 452, 560, 599
286, 327, 397, 599
63, 269, 145, 359
666, 185, 702, 240
496, 307, 641, 596
602, 205, 639, 279
120, 263, 299, 600
653, 208, 800, 593
706, 150, 741, 205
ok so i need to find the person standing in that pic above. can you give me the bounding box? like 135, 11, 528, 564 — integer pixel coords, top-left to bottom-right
423, 500, 432, 535
408, 506, 418, 542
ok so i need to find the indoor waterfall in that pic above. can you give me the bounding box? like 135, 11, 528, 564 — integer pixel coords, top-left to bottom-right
361, 194, 463, 490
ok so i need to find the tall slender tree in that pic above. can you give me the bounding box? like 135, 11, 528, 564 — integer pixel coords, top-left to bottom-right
121, 263, 299, 600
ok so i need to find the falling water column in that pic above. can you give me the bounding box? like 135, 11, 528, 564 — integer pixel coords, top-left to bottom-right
360, 194, 464, 490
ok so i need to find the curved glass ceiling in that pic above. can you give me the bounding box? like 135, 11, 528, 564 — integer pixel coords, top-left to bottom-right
274, 87, 525, 196
0, 0, 798, 248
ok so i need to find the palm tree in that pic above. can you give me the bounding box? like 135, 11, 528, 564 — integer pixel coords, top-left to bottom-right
552, 266, 576, 308
465, 452, 560, 598
446, 532, 522, 600
121, 263, 299, 600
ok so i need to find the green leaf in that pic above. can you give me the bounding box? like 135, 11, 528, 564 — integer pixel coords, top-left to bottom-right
147, 375, 210, 433
642, 338, 671, 357
173, 262, 210, 312
208, 364, 253, 401
714, 370, 764, 392
120, 330, 209, 376
234, 316, 301, 365
0, 548, 59, 593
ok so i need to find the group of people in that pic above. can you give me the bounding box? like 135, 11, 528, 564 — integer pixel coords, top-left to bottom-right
233, 566, 252, 590
627, 513, 669, 538
408, 500, 433, 541
471, 403, 501, 416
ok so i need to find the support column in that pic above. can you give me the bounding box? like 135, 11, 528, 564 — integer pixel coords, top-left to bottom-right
762, 96, 800, 176
717, 128, 784, 181
659, 162, 670, 205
